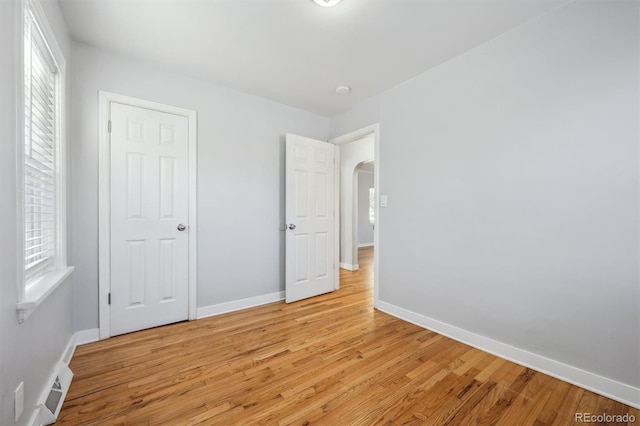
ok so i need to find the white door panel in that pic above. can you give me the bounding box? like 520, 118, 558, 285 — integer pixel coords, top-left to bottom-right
286, 134, 336, 303
110, 102, 189, 336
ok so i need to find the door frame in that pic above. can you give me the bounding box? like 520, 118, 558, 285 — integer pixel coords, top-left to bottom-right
329, 123, 380, 308
98, 91, 198, 339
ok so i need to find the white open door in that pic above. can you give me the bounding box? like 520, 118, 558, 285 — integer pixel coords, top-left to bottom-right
109, 102, 190, 335
285, 133, 337, 303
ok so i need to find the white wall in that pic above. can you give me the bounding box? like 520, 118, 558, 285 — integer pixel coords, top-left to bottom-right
71, 43, 330, 330
357, 171, 374, 247
330, 0, 639, 399
0, 1, 75, 424
331, 96, 380, 140
338, 135, 374, 269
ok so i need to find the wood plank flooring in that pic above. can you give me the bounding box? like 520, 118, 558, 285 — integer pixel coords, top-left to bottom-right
59, 248, 638, 425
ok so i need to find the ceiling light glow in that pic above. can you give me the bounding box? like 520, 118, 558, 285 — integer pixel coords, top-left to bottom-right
313, 0, 342, 7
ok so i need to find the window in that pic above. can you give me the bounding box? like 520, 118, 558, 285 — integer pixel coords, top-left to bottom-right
369, 187, 375, 225
18, 0, 72, 321
23, 8, 58, 285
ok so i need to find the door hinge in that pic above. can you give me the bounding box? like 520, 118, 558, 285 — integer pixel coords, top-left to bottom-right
108, 293, 111, 305
108, 120, 112, 133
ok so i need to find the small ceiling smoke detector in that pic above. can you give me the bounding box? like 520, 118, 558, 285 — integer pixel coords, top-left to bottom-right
313, 0, 342, 7
335, 85, 351, 95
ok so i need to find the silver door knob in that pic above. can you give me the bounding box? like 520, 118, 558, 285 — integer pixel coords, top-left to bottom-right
288, 224, 296, 230
177, 224, 186, 231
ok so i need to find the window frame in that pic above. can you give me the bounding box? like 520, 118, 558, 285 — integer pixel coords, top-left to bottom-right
16, 0, 73, 323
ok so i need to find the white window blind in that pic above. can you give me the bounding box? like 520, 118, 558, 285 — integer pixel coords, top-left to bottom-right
24, 10, 58, 285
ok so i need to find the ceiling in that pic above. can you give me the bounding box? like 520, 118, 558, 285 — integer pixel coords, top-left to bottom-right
58, 0, 568, 116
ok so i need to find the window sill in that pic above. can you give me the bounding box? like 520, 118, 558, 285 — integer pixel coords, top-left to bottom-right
17, 266, 74, 323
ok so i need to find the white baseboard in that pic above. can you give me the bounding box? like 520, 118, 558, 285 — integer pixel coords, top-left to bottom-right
358, 243, 374, 248
28, 328, 85, 426
340, 263, 359, 271
75, 328, 100, 346
197, 291, 285, 319
27, 411, 40, 426
376, 301, 640, 409
61, 333, 77, 365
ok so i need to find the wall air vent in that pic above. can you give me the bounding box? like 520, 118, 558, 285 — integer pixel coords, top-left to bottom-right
38, 362, 73, 425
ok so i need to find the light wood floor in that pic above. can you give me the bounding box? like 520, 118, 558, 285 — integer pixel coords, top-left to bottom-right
59, 247, 638, 425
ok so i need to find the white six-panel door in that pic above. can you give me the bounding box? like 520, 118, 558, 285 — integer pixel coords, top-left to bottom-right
285, 134, 336, 303
110, 102, 190, 336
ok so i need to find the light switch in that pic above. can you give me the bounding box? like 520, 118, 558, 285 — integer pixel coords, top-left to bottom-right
380, 195, 388, 207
